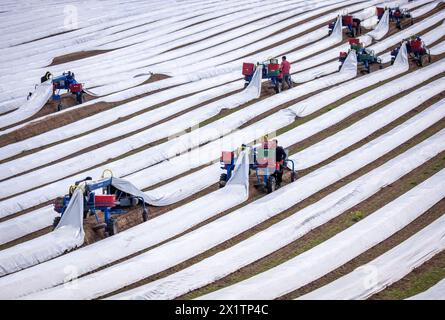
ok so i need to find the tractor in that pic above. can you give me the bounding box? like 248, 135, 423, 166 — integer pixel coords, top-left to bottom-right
339, 38, 382, 73
243, 58, 283, 94
41, 71, 85, 111
328, 15, 362, 37
391, 37, 431, 67
376, 6, 413, 30
53, 172, 149, 236
219, 142, 297, 193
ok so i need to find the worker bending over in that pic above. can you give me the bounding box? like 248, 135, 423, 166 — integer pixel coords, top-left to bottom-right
280, 56, 292, 89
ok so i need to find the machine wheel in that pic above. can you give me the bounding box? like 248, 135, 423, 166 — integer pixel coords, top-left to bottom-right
291, 171, 297, 182
106, 218, 118, 236
267, 176, 277, 194
57, 104, 63, 112
52, 216, 61, 230
219, 173, 228, 188
274, 83, 281, 94
244, 82, 249, 89
142, 209, 149, 222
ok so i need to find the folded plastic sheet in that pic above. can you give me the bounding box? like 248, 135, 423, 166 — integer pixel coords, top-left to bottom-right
409, 278, 445, 300
202, 166, 445, 300
0, 188, 84, 277
0, 150, 250, 299
368, 9, 389, 40
0, 80, 51, 129
110, 133, 445, 300
300, 213, 445, 300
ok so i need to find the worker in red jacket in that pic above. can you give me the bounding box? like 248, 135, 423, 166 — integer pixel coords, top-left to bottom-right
280, 56, 292, 89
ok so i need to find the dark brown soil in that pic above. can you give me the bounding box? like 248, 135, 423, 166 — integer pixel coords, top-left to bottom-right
82, 207, 147, 245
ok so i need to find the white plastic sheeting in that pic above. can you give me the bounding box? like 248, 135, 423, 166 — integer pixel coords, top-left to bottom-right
298, 8, 445, 74
0, 150, 250, 299
0, 66, 261, 181
202, 168, 445, 300
0, 65, 261, 198
431, 40, 445, 55
109, 131, 445, 300
291, 76, 445, 170
368, 9, 389, 40
0, 0, 392, 138
379, 20, 445, 63
1, 0, 374, 128
0, 206, 58, 246
411, 0, 444, 18
0, 188, 84, 277
0, 0, 260, 78
0, 72, 240, 154
17, 98, 444, 300
300, 213, 445, 300
0, 52, 356, 216
0, 46, 420, 248
0, 80, 52, 129
409, 278, 445, 300
1, 0, 351, 101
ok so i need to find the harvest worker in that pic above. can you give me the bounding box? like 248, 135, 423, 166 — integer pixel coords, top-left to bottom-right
280, 56, 292, 89
272, 139, 287, 187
